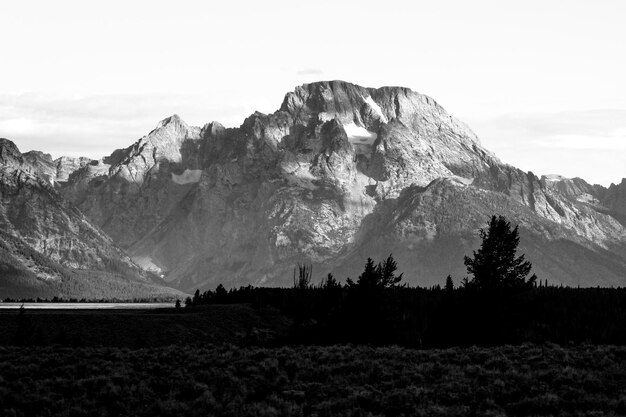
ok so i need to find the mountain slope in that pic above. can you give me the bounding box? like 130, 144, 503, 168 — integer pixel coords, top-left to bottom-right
0, 139, 184, 299
57, 81, 626, 289
340, 177, 626, 287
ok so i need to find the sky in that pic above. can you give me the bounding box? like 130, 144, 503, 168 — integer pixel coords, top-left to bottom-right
0, 0, 625, 186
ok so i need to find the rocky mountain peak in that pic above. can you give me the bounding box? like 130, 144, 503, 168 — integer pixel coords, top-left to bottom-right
23, 150, 53, 163
155, 114, 188, 130
21, 150, 57, 184
280, 81, 390, 128
201, 121, 226, 139
279, 81, 483, 154
0, 138, 24, 166
604, 179, 626, 216
54, 156, 94, 183
614, 178, 626, 187
539, 175, 607, 206
282, 80, 439, 119
101, 114, 202, 184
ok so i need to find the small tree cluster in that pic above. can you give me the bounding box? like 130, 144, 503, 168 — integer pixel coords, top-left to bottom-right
347, 254, 404, 290
322, 273, 341, 290
185, 283, 229, 306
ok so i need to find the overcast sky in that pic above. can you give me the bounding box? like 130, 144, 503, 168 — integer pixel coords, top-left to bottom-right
1, 0, 625, 185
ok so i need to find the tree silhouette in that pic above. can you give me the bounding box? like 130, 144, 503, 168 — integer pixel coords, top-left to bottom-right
463, 215, 537, 291
293, 264, 313, 290
322, 273, 341, 290
445, 275, 454, 292
215, 284, 228, 301
348, 254, 403, 290
378, 254, 404, 288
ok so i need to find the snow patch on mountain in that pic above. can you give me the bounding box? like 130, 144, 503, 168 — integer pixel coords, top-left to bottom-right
133, 256, 164, 276
172, 169, 202, 184
363, 95, 388, 123
544, 174, 568, 182
343, 122, 377, 145
450, 175, 474, 186
577, 193, 600, 205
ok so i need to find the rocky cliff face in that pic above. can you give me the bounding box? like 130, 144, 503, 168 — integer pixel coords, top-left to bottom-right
603, 179, 626, 216
0, 138, 183, 299
21, 149, 93, 185
50, 81, 626, 289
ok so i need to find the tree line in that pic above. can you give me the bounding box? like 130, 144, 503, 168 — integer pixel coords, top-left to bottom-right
184, 215, 626, 347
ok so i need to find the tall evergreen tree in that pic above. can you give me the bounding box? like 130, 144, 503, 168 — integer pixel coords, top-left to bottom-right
215, 284, 227, 298
377, 254, 404, 288
356, 258, 379, 289
445, 275, 454, 292
463, 215, 537, 291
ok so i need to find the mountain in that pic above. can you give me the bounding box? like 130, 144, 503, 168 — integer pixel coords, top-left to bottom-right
21, 150, 92, 185
40, 81, 626, 289
0, 138, 185, 299
603, 179, 626, 219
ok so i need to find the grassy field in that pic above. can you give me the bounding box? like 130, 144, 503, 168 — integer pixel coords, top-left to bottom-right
0, 304, 291, 347
1, 344, 625, 417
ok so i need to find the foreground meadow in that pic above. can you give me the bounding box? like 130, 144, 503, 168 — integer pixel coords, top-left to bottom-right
1, 344, 625, 417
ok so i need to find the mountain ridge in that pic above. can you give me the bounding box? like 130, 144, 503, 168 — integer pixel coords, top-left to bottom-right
2, 81, 625, 293
0, 138, 185, 299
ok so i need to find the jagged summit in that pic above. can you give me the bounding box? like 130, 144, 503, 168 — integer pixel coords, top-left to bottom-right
282, 80, 418, 122
0, 138, 24, 166
201, 121, 226, 138
23, 150, 54, 162
281, 80, 445, 120
605, 179, 626, 216
280, 81, 484, 156
155, 114, 188, 130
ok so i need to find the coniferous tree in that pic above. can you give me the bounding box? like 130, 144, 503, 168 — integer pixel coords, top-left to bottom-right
445, 275, 454, 291
349, 255, 403, 290
322, 273, 341, 290
215, 284, 228, 302
354, 258, 379, 289
377, 254, 404, 288
463, 215, 537, 291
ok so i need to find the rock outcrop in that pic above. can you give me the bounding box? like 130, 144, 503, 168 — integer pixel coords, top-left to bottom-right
604, 179, 626, 216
